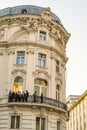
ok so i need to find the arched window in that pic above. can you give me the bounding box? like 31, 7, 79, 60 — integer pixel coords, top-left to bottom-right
13, 76, 23, 92
21, 9, 27, 14
56, 84, 60, 101
34, 79, 48, 96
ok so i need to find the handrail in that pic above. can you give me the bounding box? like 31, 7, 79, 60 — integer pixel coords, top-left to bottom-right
8, 95, 67, 111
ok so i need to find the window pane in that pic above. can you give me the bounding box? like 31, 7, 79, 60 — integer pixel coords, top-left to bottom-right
38, 59, 41, 66
21, 57, 24, 64
14, 76, 23, 83
11, 116, 15, 128
17, 51, 25, 64
42, 87, 46, 97
41, 118, 45, 130
36, 117, 40, 130
17, 51, 25, 56
41, 60, 45, 67
57, 121, 60, 130
16, 116, 20, 128
39, 31, 46, 40
17, 57, 20, 64
34, 86, 39, 96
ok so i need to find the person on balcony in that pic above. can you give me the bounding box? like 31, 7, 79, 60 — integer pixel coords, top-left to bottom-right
8, 90, 12, 102
25, 90, 29, 102
41, 92, 43, 103
33, 91, 37, 102
21, 91, 25, 102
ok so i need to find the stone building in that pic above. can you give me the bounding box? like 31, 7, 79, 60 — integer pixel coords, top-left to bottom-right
66, 95, 80, 108
67, 90, 87, 130
0, 5, 70, 130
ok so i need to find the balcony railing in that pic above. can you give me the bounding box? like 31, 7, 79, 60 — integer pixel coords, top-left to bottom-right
8, 94, 67, 111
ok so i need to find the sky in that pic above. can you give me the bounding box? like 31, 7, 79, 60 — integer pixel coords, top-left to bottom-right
0, 0, 87, 97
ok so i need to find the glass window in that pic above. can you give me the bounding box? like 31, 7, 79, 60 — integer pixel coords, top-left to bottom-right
36, 117, 46, 130
39, 31, 46, 40
16, 51, 25, 64
14, 76, 23, 92
34, 79, 47, 96
38, 53, 46, 67
57, 121, 60, 130
56, 85, 60, 101
56, 60, 60, 72
11, 116, 20, 129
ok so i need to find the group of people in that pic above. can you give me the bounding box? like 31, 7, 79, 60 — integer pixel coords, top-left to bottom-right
8, 90, 43, 103
8, 90, 29, 102
33, 91, 43, 103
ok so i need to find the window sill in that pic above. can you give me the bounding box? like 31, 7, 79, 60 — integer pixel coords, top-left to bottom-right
36, 65, 48, 70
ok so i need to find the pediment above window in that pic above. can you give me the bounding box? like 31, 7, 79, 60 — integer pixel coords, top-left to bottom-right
12, 69, 26, 75
32, 70, 51, 80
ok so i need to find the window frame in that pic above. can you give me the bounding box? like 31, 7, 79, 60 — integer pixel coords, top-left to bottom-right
39, 31, 47, 41
56, 84, 60, 101
16, 51, 25, 65
38, 53, 46, 67
36, 117, 46, 130
13, 76, 23, 92
34, 79, 48, 96
10, 115, 21, 129
57, 121, 60, 130
56, 60, 60, 73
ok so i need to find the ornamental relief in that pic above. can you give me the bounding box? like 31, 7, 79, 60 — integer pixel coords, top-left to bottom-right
0, 49, 7, 55
0, 16, 69, 43
32, 70, 51, 80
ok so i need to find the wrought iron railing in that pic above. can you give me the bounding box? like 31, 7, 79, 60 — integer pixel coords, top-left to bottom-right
8, 95, 67, 111
29, 95, 67, 110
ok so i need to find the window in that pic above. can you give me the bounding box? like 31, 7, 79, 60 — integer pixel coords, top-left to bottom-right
39, 31, 46, 40
56, 84, 60, 101
38, 53, 46, 67
34, 79, 47, 96
56, 60, 60, 72
36, 117, 46, 130
13, 76, 23, 92
21, 9, 27, 14
57, 121, 60, 130
16, 51, 25, 64
11, 115, 20, 129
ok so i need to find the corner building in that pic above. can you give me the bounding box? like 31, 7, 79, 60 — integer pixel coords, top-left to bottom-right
0, 5, 70, 130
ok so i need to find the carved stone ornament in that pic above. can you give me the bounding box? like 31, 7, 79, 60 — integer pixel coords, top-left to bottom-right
41, 7, 51, 24
12, 69, 26, 75
7, 50, 15, 55
26, 49, 35, 55
21, 19, 38, 32
33, 70, 50, 79
40, 108, 45, 115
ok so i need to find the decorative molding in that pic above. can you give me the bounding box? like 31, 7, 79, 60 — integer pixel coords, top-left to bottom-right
7, 50, 15, 55
12, 69, 26, 75
0, 15, 70, 44
32, 69, 51, 79
26, 49, 35, 55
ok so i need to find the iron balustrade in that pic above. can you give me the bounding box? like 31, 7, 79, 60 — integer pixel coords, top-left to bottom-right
29, 95, 67, 110
8, 94, 67, 111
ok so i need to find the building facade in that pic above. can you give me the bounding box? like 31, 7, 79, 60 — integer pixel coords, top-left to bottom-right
67, 90, 87, 130
66, 95, 80, 108
0, 5, 70, 130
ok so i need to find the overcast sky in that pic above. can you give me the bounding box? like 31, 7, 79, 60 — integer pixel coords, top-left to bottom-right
0, 0, 87, 97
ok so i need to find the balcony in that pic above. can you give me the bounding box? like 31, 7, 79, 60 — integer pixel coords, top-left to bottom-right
8, 94, 67, 111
